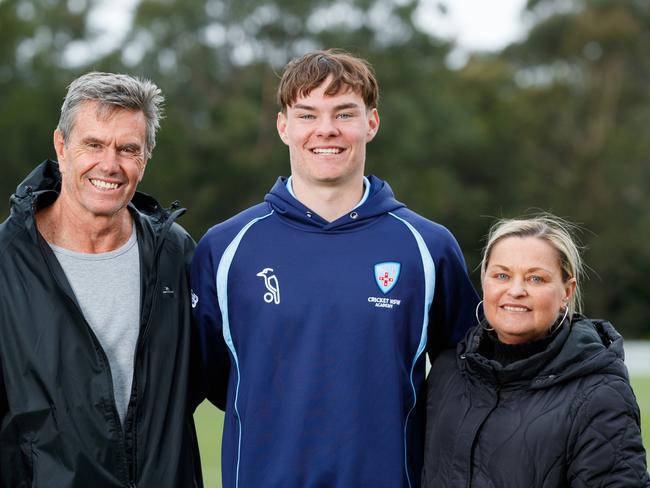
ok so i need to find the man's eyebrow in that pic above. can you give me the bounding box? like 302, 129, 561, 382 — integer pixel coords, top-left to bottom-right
117, 142, 142, 151
333, 102, 362, 111
291, 102, 363, 111
292, 103, 315, 111
81, 136, 104, 144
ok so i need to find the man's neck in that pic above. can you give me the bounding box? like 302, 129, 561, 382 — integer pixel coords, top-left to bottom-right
289, 175, 367, 222
36, 200, 133, 254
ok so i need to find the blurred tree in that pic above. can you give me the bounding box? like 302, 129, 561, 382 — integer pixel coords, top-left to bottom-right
0, 0, 127, 222
0, 0, 96, 209
496, 0, 650, 335
1, 0, 649, 337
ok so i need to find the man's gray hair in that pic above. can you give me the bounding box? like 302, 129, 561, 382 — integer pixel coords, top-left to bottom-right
57, 72, 164, 159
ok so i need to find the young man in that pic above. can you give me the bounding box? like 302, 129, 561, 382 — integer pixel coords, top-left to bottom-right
0, 72, 201, 486
192, 50, 478, 488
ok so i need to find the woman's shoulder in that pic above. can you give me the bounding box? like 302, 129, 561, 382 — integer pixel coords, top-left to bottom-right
430, 347, 459, 372
427, 347, 465, 397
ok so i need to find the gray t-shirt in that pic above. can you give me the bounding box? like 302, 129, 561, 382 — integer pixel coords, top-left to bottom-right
50, 228, 140, 424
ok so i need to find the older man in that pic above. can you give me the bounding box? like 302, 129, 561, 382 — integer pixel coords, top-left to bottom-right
0, 72, 201, 487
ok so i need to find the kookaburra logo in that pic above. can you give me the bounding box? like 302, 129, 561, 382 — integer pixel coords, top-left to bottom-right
256, 267, 280, 304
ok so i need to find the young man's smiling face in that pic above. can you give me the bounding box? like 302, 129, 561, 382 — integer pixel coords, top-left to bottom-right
54, 100, 148, 222
277, 76, 379, 191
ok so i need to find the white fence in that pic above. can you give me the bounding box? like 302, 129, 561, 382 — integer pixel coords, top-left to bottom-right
625, 341, 650, 376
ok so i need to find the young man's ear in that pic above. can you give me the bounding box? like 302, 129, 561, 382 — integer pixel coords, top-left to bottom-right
366, 108, 380, 142
277, 112, 289, 145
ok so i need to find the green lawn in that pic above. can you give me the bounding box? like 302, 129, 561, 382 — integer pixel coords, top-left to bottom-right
195, 375, 650, 487
194, 401, 224, 487
631, 375, 650, 467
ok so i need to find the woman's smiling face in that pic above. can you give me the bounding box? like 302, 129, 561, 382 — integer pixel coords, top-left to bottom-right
482, 236, 575, 345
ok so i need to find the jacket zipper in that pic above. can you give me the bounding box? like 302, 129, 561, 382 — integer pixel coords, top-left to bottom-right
124, 204, 184, 486
465, 384, 500, 488
125, 271, 162, 486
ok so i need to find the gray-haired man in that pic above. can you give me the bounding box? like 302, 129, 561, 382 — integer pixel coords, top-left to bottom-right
0, 72, 202, 487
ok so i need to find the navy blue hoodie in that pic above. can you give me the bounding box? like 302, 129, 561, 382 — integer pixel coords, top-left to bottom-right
191, 175, 478, 488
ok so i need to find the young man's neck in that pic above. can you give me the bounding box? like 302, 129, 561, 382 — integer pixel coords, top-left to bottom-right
289, 175, 368, 222
36, 200, 134, 254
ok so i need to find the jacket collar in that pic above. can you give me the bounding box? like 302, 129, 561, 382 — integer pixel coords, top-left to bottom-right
11, 160, 182, 243
458, 315, 626, 388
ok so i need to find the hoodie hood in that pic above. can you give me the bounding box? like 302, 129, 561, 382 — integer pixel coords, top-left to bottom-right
264, 175, 405, 232
459, 315, 628, 389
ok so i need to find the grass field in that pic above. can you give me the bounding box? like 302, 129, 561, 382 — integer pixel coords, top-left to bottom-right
632, 375, 650, 466
195, 401, 224, 487
195, 374, 650, 487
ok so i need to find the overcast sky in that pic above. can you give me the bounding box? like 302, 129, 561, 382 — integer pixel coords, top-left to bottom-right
419, 0, 528, 51
84, 0, 528, 66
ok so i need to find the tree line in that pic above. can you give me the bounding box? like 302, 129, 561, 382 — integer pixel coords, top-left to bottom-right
2, 0, 649, 337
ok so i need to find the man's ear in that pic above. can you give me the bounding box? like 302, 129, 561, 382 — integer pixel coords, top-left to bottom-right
366, 108, 380, 142
138, 159, 148, 183
53, 129, 66, 171
277, 111, 289, 145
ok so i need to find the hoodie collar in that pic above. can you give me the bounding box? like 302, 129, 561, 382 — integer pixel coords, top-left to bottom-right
285, 175, 371, 211
265, 174, 405, 232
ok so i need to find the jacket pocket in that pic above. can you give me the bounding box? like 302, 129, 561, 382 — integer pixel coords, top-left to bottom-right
0, 424, 35, 487
23, 440, 37, 487
14, 406, 57, 487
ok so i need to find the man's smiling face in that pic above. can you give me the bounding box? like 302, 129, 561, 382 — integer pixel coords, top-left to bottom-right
277, 75, 379, 190
54, 100, 148, 221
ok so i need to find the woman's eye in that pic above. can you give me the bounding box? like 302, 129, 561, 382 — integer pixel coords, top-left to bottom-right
528, 275, 543, 284
495, 273, 508, 280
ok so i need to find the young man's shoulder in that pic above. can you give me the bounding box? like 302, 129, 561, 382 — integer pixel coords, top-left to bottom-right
389, 207, 461, 248
196, 202, 273, 251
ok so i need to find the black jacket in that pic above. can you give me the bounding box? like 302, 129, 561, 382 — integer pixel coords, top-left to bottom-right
423, 315, 650, 487
0, 161, 202, 487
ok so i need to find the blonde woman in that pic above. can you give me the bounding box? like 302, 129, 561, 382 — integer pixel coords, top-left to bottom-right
423, 215, 649, 487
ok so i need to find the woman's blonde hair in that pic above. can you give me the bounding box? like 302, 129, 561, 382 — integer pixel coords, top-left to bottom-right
480, 213, 584, 317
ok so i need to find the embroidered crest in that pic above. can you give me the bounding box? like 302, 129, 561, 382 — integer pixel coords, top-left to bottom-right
374, 262, 401, 294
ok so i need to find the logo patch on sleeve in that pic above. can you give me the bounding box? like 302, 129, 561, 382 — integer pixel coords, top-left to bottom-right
374, 262, 401, 294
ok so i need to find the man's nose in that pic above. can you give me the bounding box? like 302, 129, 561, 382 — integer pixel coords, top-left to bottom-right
315, 116, 339, 137
97, 147, 121, 172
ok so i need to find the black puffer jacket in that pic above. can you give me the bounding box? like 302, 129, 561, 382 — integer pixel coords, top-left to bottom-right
423, 315, 650, 487
0, 161, 202, 487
